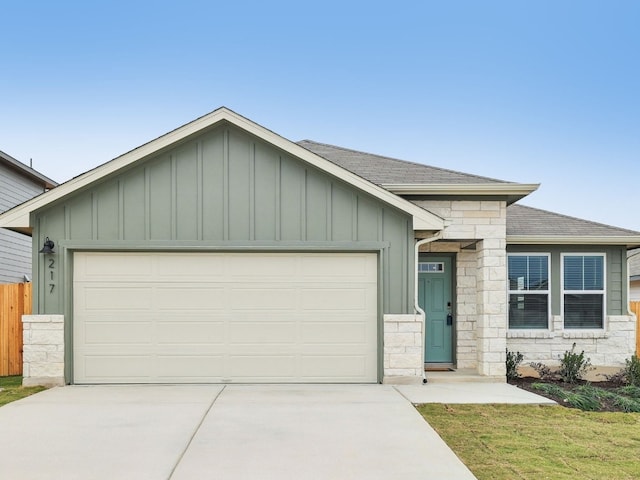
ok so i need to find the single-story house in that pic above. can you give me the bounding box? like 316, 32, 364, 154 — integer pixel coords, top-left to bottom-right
0, 150, 57, 283
1, 107, 638, 386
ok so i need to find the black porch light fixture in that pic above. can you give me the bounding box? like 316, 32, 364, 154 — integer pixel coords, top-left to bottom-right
39, 237, 55, 254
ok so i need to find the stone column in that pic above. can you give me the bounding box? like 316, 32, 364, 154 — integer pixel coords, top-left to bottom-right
382, 314, 424, 384
475, 239, 507, 378
22, 315, 65, 387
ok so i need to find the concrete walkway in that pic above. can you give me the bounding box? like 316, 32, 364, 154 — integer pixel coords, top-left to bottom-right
0, 383, 553, 480
398, 382, 558, 405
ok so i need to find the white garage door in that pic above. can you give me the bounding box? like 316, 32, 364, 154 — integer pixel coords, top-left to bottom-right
73, 252, 378, 384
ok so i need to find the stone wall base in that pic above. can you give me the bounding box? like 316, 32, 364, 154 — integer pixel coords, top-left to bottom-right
22, 315, 65, 387
383, 314, 424, 383
507, 315, 636, 368
23, 376, 65, 387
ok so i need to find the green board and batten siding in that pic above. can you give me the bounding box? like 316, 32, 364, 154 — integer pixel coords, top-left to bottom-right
506, 245, 629, 315
31, 124, 415, 380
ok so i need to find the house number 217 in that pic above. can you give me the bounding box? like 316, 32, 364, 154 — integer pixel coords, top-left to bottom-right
48, 258, 55, 294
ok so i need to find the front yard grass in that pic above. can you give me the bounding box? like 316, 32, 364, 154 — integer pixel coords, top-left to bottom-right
0, 376, 46, 407
417, 403, 640, 480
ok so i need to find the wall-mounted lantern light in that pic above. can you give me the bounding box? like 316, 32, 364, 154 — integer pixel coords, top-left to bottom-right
39, 237, 55, 254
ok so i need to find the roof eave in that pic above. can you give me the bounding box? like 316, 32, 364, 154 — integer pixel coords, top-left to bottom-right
507, 235, 640, 247
0, 225, 32, 236
382, 183, 539, 204
0, 151, 58, 189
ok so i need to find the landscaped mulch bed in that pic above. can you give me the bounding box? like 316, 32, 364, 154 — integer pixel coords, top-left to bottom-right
509, 376, 640, 412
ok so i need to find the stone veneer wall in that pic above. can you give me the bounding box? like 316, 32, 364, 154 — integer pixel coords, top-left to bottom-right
415, 200, 507, 377
382, 314, 424, 384
476, 239, 507, 376
22, 315, 65, 387
507, 315, 636, 367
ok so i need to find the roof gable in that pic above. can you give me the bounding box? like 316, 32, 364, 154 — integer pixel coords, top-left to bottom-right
0, 108, 444, 234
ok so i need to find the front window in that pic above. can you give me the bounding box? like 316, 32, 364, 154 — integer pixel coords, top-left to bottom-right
508, 254, 550, 329
562, 254, 605, 328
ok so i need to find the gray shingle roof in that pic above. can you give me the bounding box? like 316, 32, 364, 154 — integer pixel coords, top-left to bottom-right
296, 140, 640, 242
507, 204, 640, 237
297, 140, 510, 185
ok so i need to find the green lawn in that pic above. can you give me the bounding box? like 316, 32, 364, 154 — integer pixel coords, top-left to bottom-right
0, 376, 46, 407
417, 404, 640, 480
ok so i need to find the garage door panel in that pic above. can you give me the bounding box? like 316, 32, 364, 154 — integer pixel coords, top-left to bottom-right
229, 322, 297, 344
298, 312, 373, 322
82, 321, 154, 345
229, 255, 298, 277
229, 355, 296, 378
82, 287, 153, 311
300, 288, 374, 310
229, 287, 298, 309
156, 322, 226, 344
300, 323, 368, 343
300, 356, 367, 378
74, 252, 378, 384
299, 254, 374, 277
154, 286, 227, 310
77, 254, 154, 280
156, 356, 225, 378
152, 254, 226, 278
81, 356, 154, 380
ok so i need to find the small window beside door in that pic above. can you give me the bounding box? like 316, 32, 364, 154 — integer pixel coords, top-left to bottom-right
419, 262, 445, 273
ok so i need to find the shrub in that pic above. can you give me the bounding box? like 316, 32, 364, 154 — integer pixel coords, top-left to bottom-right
617, 385, 640, 399
529, 362, 556, 381
602, 355, 640, 386
602, 369, 627, 384
563, 390, 601, 411
532, 382, 565, 397
506, 349, 524, 380
611, 395, 640, 413
558, 343, 593, 383
624, 354, 640, 386
533, 382, 601, 411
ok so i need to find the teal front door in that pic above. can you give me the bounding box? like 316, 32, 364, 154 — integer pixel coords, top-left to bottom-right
419, 256, 453, 363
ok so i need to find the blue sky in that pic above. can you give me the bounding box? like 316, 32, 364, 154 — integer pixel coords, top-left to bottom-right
2, 1, 638, 230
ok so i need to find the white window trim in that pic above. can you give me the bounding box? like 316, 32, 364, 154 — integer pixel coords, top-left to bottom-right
507, 253, 551, 331
561, 252, 606, 330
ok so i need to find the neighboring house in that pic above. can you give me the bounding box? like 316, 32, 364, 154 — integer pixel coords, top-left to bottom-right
629, 249, 640, 301
0, 150, 57, 283
0, 107, 638, 387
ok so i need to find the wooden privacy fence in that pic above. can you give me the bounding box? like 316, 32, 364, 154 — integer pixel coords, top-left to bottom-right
632, 301, 640, 356
0, 282, 32, 376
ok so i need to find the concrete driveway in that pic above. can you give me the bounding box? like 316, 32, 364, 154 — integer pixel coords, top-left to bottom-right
0, 384, 477, 480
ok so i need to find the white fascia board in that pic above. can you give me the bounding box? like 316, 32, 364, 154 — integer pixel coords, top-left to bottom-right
508, 235, 640, 247
382, 183, 540, 196
0, 209, 31, 230
0, 107, 445, 232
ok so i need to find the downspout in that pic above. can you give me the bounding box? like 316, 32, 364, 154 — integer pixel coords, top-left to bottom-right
627, 250, 640, 314
415, 231, 443, 384
627, 251, 640, 339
